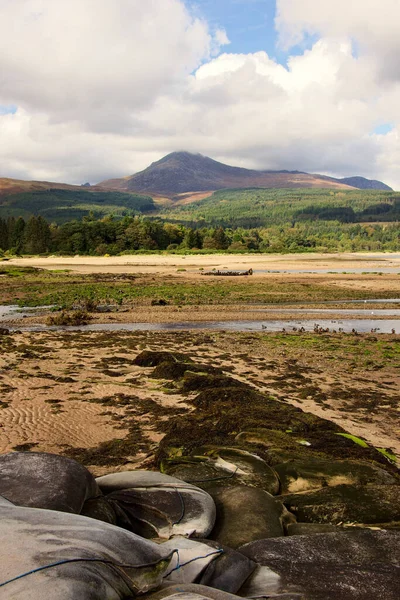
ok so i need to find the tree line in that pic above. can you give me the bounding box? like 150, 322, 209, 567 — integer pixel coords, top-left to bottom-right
0, 214, 399, 255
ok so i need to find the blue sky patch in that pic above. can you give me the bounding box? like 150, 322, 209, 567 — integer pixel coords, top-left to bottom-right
0, 104, 17, 116
373, 123, 394, 135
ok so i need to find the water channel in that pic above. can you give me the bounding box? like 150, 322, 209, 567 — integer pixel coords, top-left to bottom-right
1, 302, 400, 334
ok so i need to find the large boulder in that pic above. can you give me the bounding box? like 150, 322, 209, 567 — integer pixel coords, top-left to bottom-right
206, 485, 295, 549
96, 471, 216, 539
160, 538, 223, 584
0, 452, 100, 514
274, 457, 398, 494
0, 503, 175, 599
162, 447, 280, 495
142, 583, 254, 600
195, 539, 257, 594
280, 484, 400, 524
239, 529, 400, 599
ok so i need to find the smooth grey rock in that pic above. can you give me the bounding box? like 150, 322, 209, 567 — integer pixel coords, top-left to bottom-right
80, 496, 117, 525
195, 539, 257, 594
274, 457, 398, 494
0, 504, 175, 599
163, 447, 280, 495
207, 485, 296, 549
240, 530, 400, 599
286, 523, 340, 536
143, 583, 250, 600
237, 565, 296, 599
96, 470, 195, 492
0, 452, 100, 514
280, 484, 400, 524
97, 471, 216, 539
161, 538, 222, 584
0, 494, 14, 506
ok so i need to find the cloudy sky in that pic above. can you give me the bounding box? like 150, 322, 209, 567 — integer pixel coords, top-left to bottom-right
1, 0, 400, 188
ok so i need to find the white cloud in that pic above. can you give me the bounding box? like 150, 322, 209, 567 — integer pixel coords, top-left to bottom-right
276, 0, 400, 82
0, 0, 400, 188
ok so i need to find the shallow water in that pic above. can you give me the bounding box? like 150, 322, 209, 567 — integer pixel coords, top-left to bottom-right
246, 308, 400, 316
254, 268, 400, 274
2, 302, 400, 334
12, 319, 400, 334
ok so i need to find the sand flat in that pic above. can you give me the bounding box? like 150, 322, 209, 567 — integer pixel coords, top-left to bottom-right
7, 252, 400, 274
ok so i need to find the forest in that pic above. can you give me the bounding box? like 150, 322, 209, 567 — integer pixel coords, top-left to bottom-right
0, 189, 155, 222
1, 212, 399, 255
160, 188, 400, 228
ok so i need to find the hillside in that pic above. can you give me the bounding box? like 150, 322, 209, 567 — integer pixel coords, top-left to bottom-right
0, 177, 82, 197
99, 152, 392, 196
0, 188, 154, 222
159, 187, 400, 229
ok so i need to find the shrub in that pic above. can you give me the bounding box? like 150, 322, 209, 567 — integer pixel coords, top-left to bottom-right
46, 310, 92, 326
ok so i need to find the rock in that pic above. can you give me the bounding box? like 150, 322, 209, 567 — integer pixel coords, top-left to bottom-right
286, 523, 341, 536
0, 452, 100, 514
280, 484, 400, 524
206, 485, 295, 549
96, 470, 191, 492
237, 565, 291, 599
240, 529, 400, 599
274, 457, 398, 494
162, 447, 280, 495
96, 471, 216, 539
142, 583, 251, 600
0, 503, 175, 599
80, 496, 117, 525
0, 327, 10, 335
195, 539, 257, 594
160, 538, 223, 584
0, 494, 14, 506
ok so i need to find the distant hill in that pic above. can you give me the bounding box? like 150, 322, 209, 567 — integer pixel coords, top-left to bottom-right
0, 177, 81, 197
336, 176, 392, 191
0, 185, 154, 223
99, 151, 392, 196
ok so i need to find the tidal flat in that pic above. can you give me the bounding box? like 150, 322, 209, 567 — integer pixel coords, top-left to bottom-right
0, 328, 398, 474
0, 253, 399, 472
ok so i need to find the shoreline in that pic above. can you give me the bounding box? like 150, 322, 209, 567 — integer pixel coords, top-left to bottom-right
5, 251, 400, 275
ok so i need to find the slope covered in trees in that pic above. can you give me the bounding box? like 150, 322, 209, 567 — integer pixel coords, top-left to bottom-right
0, 189, 155, 222
159, 188, 400, 228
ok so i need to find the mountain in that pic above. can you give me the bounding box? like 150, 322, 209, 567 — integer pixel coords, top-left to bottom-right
99, 152, 392, 196
336, 176, 392, 191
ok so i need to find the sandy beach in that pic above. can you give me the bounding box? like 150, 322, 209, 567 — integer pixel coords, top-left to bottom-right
7, 251, 400, 275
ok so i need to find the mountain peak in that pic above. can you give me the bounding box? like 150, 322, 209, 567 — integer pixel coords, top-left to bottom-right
99, 152, 392, 196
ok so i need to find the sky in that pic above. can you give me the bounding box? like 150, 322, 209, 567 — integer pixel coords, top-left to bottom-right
1, 0, 400, 188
